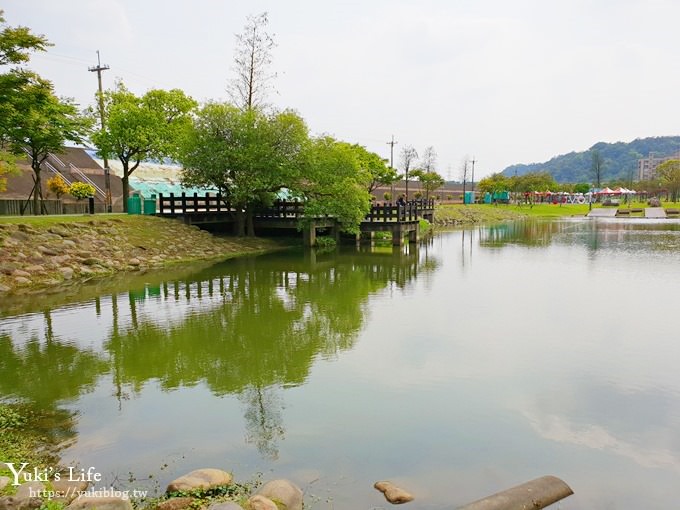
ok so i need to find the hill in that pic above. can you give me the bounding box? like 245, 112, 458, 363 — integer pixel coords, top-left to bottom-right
501, 136, 680, 183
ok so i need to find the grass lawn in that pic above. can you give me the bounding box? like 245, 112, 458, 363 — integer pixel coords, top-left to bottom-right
0, 212, 129, 225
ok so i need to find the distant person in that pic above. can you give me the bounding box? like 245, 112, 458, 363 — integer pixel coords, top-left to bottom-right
397, 195, 406, 207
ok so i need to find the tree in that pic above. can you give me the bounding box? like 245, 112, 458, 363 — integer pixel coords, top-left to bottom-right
477, 173, 511, 194
228, 12, 276, 111
92, 82, 196, 212
420, 146, 437, 173
0, 10, 50, 66
656, 159, 680, 202
399, 145, 418, 199
0, 11, 51, 191
350, 144, 397, 194
180, 103, 308, 236
510, 171, 557, 193
296, 137, 371, 234
591, 148, 605, 188
411, 169, 444, 200
2, 73, 90, 214
47, 174, 69, 199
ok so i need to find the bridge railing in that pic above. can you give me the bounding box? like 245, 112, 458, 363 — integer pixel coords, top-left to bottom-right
158, 192, 231, 215
365, 198, 435, 223
157, 194, 435, 223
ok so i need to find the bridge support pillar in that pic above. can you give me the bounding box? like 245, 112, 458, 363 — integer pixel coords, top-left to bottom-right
303, 222, 316, 247
392, 226, 404, 246
409, 223, 420, 243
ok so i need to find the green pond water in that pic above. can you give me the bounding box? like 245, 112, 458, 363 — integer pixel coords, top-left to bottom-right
2, 218, 680, 509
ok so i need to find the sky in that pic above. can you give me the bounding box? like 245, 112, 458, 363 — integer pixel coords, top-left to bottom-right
3, 0, 680, 180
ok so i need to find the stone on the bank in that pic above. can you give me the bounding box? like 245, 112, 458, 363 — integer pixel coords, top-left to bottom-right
247, 495, 277, 510
25, 265, 44, 273
11, 269, 30, 278
207, 502, 243, 510
0, 284, 9, 293
16, 481, 45, 500
59, 267, 74, 280
254, 480, 303, 510
156, 497, 194, 510
373, 481, 414, 504
128, 258, 141, 267
0, 476, 9, 491
13, 276, 30, 285
166, 469, 233, 493
37, 245, 59, 256
0, 496, 42, 510
67, 496, 133, 510
51, 479, 89, 504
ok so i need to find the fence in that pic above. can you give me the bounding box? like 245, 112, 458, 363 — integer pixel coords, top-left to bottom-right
0, 199, 105, 216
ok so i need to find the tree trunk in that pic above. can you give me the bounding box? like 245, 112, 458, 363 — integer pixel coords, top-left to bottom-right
246, 204, 255, 237
122, 173, 129, 213
32, 165, 42, 215
234, 209, 246, 236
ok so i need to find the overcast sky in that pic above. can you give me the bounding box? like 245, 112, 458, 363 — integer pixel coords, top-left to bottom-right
4, 0, 680, 180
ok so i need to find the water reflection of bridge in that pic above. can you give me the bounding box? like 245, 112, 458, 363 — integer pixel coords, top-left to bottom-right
157, 194, 435, 246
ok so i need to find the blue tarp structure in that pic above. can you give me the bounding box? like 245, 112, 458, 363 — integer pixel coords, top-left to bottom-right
129, 179, 215, 198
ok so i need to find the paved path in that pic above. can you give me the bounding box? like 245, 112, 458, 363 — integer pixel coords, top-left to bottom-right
645, 207, 667, 218
587, 208, 618, 217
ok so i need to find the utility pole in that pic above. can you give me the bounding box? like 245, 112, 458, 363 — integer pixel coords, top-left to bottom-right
470, 156, 476, 204
462, 160, 468, 205
89, 50, 111, 212
387, 135, 398, 201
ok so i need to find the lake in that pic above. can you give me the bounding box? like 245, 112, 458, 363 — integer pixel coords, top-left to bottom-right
2, 218, 680, 509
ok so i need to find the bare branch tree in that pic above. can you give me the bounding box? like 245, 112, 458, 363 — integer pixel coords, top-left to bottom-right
420, 146, 437, 173
228, 12, 276, 110
400, 145, 418, 199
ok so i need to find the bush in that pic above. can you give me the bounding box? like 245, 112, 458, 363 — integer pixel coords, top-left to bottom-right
47, 175, 69, 199
383, 192, 392, 201
315, 236, 337, 249
69, 181, 96, 200
414, 191, 423, 199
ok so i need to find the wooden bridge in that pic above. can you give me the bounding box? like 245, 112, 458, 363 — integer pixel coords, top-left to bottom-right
157, 193, 435, 246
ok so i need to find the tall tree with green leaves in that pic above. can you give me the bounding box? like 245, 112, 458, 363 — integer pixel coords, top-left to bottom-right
2, 73, 90, 213
228, 12, 276, 111
296, 137, 372, 234
350, 144, 396, 195
180, 103, 308, 236
92, 82, 197, 211
477, 173, 511, 194
0, 10, 51, 192
411, 169, 445, 200
0, 10, 50, 66
656, 159, 680, 202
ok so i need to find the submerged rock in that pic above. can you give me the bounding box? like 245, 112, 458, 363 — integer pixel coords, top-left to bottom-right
373, 481, 414, 504
166, 468, 233, 493
254, 480, 303, 510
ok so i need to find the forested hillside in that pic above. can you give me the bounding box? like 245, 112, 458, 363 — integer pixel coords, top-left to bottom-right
501, 136, 680, 183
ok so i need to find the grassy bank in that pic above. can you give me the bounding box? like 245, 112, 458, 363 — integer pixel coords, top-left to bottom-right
0, 214, 294, 294
434, 203, 591, 226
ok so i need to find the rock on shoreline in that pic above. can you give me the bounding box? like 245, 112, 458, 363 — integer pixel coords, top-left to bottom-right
0, 216, 284, 294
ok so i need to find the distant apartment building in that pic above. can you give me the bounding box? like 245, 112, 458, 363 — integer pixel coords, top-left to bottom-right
638, 151, 680, 181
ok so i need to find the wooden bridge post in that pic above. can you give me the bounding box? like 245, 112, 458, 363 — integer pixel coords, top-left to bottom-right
409, 222, 420, 243
392, 225, 404, 246
303, 221, 316, 247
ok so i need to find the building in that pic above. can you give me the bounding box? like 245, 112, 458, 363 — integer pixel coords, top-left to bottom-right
638, 151, 680, 181
1, 147, 124, 214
